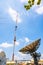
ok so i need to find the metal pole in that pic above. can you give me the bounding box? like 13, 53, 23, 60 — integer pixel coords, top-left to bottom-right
12, 13, 18, 61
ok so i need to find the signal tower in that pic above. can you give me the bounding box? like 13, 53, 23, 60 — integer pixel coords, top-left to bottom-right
12, 14, 18, 61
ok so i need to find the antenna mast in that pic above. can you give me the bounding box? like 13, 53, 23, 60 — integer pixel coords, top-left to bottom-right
12, 14, 18, 61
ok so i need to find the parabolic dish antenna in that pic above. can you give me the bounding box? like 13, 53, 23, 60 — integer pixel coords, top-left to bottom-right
19, 38, 41, 54
19, 38, 41, 65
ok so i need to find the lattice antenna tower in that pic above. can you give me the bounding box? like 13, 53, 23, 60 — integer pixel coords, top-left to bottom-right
12, 14, 18, 61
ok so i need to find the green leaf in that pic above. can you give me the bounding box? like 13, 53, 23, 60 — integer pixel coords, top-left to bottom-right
37, 0, 41, 5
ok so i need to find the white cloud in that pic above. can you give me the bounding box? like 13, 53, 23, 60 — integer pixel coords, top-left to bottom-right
13, 40, 20, 46
25, 37, 30, 43
8, 7, 21, 23
0, 41, 20, 48
0, 42, 13, 48
31, 0, 43, 15
0, 37, 31, 48
0, 49, 3, 52
18, 52, 26, 56
14, 55, 19, 60
20, 0, 27, 3
17, 52, 32, 60
35, 6, 43, 14
15, 41, 20, 46
30, 0, 43, 15
14, 52, 26, 60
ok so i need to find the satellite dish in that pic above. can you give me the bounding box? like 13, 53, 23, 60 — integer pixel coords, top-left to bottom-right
19, 38, 41, 54
19, 38, 41, 65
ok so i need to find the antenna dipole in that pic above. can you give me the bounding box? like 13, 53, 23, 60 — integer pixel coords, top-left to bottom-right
12, 14, 18, 61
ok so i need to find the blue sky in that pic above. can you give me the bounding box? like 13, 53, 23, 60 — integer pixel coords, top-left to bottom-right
0, 0, 43, 60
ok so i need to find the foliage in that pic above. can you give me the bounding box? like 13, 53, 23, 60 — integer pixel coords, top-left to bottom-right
24, 0, 41, 10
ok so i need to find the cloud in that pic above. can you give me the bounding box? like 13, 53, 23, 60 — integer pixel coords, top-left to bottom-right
20, 0, 27, 3
35, 6, 43, 14
15, 41, 20, 46
24, 37, 30, 43
15, 52, 26, 60
0, 37, 31, 48
14, 55, 19, 60
8, 7, 21, 23
18, 37, 30, 43
0, 41, 20, 48
0, 42, 13, 48
32, 0, 43, 15
0, 49, 3, 52
18, 52, 26, 56
17, 52, 31, 60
